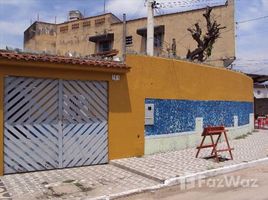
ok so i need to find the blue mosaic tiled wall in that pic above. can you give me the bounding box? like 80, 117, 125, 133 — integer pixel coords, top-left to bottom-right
145, 99, 253, 136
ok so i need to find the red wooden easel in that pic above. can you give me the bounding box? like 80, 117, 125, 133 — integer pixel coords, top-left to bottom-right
196, 126, 234, 162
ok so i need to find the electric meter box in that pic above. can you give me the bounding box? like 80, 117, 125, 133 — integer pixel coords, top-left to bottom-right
145, 103, 154, 125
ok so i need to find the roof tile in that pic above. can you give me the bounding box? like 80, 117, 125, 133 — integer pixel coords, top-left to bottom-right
0, 50, 130, 70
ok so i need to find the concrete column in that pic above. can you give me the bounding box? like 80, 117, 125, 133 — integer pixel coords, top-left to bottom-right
249, 113, 254, 131
147, 0, 154, 56
195, 117, 203, 132
234, 116, 238, 127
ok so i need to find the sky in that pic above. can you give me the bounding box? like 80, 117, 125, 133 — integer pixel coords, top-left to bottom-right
0, 0, 267, 74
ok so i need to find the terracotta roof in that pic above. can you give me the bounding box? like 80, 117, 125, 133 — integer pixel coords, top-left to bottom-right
0, 50, 130, 70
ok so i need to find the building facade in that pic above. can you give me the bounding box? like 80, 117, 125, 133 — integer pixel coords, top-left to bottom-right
254, 84, 268, 117
24, 0, 235, 67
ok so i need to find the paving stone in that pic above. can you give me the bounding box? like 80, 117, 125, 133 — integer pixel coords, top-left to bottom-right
1, 130, 268, 199
0, 179, 11, 199
49, 183, 81, 195
112, 130, 268, 181
1, 164, 157, 199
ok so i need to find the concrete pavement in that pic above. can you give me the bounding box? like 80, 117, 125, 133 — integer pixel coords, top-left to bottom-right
0, 129, 268, 200
111, 130, 268, 182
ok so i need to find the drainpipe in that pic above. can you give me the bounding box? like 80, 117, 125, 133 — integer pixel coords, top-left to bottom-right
122, 13, 127, 62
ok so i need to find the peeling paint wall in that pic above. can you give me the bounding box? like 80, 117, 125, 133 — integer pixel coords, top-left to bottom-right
24, 1, 235, 67
24, 22, 57, 54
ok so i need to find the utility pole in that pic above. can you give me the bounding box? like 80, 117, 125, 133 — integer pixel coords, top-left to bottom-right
147, 0, 155, 56
122, 13, 127, 62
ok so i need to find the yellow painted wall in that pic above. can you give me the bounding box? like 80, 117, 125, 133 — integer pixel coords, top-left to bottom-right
109, 55, 253, 161
0, 60, 133, 175
109, 54, 253, 162
0, 55, 253, 175
126, 55, 253, 102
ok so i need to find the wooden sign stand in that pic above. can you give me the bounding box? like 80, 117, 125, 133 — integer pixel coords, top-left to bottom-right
196, 126, 234, 162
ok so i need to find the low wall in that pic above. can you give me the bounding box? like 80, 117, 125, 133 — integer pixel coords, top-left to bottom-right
125, 55, 254, 155
145, 114, 254, 155
144, 98, 254, 154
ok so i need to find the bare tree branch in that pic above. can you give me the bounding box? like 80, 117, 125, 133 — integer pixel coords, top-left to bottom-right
186, 7, 226, 62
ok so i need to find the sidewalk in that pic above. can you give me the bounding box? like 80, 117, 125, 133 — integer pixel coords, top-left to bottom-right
1, 130, 268, 200
112, 129, 268, 182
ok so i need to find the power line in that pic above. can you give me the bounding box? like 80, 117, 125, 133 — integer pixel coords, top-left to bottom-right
236, 58, 268, 61
233, 59, 268, 64
233, 63, 268, 67
154, 0, 227, 9
236, 15, 268, 24
145, 0, 227, 9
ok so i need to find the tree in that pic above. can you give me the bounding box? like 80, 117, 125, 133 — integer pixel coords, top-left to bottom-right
186, 7, 226, 62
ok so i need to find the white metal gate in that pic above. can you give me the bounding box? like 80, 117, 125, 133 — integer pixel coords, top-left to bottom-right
4, 76, 108, 174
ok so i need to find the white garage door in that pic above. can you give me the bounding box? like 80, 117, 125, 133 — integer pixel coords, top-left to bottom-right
4, 76, 108, 174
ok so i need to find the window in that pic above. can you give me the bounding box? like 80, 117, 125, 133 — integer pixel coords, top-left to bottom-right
154, 34, 163, 48
126, 36, 133, 46
83, 21, 91, 27
98, 41, 111, 52
71, 23, 79, 30
144, 33, 164, 52
95, 18, 105, 26
59, 26, 68, 33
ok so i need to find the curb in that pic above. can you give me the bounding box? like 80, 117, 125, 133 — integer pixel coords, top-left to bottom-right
164, 157, 268, 186
110, 162, 164, 183
88, 157, 268, 200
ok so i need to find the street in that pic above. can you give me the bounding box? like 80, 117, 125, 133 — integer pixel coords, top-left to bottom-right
120, 164, 268, 200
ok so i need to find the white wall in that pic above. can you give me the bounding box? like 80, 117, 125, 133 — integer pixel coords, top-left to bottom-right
145, 114, 254, 155
254, 87, 268, 99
